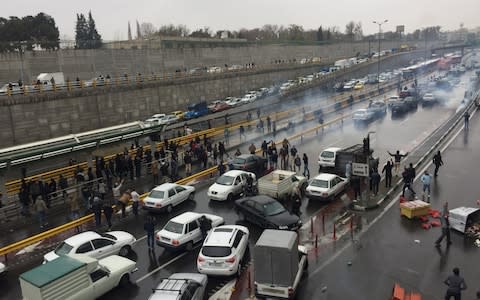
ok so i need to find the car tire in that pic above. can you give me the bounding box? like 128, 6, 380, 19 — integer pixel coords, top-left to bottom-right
185, 241, 193, 251
166, 205, 173, 213
119, 274, 130, 287
227, 194, 233, 201
119, 245, 130, 257
188, 192, 195, 201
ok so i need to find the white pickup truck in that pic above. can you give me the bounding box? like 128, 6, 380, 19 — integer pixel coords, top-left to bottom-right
20, 255, 137, 300
257, 170, 307, 201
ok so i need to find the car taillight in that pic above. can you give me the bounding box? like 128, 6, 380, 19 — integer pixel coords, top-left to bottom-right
288, 287, 294, 296
226, 256, 236, 263
197, 256, 205, 263
155, 235, 160, 240
172, 239, 179, 245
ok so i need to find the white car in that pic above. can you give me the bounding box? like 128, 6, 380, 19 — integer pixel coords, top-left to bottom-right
0, 262, 6, 275
422, 93, 437, 106
197, 225, 250, 277
318, 147, 342, 169
305, 173, 349, 201
352, 108, 375, 123
156, 212, 224, 251
143, 183, 196, 213
148, 273, 207, 300
43, 231, 136, 263
241, 93, 257, 104
225, 97, 242, 107
208, 170, 256, 201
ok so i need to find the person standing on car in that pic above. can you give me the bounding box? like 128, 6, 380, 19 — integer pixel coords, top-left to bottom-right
433, 151, 444, 177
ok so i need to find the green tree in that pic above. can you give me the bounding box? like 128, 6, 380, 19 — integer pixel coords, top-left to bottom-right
87, 11, 102, 48
75, 11, 102, 49
316, 26, 324, 41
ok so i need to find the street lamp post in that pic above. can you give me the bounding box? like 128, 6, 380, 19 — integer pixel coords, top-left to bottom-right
373, 20, 388, 91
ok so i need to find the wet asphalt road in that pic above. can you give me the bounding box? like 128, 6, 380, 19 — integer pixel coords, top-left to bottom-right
0, 71, 475, 300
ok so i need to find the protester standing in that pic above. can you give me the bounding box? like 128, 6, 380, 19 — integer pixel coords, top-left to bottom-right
35, 196, 48, 228
302, 153, 310, 179
131, 187, 140, 217
420, 170, 432, 200
144, 215, 156, 251
388, 150, 408, 176
371, 169, 381, 196
433, 151, 444, 177
444, 267, 467, 300
436, 207, 452, 247
382, 160, 393, 188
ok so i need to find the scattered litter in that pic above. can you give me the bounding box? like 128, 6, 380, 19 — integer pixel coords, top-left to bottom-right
419, 215, 429, 222
347, 261, 352, 266
321, 286, 327, 293
414, 239, 420, 244
421, 223, 431, 230
431, 220, 441, 227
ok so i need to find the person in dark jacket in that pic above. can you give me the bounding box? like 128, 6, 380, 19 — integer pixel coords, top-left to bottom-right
351, 176, 361, 200
433, 151, 444, 177
144, 215, 156, 251
443, 267, 467, 299
382, 160, 393, 188
401, 167, 415, 197
199, 215, 212, 239
370, 169, 381, 196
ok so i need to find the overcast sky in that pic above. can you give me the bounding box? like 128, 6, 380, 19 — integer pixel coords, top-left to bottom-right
1, 0, 479, 40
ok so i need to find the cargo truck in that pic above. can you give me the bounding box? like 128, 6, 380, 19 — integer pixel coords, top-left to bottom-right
19, 255, 137, 300
318, 144, 378, 176
36, 72, 65, 86
254, 229, 308, 299
257, 170, 307, 201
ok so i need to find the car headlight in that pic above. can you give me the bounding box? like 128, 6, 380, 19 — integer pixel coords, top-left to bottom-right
278, 225, 288, 230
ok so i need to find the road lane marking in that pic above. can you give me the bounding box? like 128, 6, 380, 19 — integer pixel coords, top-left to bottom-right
135, 251, 189, 284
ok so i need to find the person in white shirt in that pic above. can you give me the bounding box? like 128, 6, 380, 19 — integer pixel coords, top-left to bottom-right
131, 187, 140, 216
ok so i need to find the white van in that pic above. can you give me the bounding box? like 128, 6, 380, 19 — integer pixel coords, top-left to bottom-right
318, 147, 342, 169
449, 207, 480, 233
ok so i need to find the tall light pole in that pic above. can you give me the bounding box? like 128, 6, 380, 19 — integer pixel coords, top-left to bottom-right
373, 20, 388, 91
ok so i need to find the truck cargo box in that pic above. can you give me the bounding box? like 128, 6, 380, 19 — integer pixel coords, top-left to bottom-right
254, 229, 299, 286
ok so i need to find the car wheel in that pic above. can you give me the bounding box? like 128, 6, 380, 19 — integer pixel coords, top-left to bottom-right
119, 274, 130, 287
188, 192, 195, 201
119, 245, 130, 257
185, 241, 193, 251
227, 194, 233, 201
166, 205, 173, 213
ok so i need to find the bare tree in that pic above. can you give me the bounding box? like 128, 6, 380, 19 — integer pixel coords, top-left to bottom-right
345, 21, 355, 40
353, 22, 363, 41
140, 22, 156, 38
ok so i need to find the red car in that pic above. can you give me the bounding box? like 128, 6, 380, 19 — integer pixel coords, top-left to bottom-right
212, 102, 230, 113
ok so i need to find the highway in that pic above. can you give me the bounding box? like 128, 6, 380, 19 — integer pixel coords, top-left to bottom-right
0, 68, 474, 300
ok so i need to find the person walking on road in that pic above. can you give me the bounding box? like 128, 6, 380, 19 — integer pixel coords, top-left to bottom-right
433, 151, 444, 177
370, 169, 381, 196
401, 166, 416, 198
144, 215, 156, 251
388, 150, 408, 176
35, 196, 48, 228
436, 208, 452, 247
102, 199, 114, 231
382, 160, 393, 188
464, 110, 470, 130
199, 215, 212, 239
302, 153, 310, 179
420, 170, 432, 200
131, 187, 140, 217
443, 267, 467, 300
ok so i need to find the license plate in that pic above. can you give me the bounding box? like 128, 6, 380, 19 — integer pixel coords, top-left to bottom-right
262, 287, 285, 294
209, 262, 222, 266
161, 237, 170, 242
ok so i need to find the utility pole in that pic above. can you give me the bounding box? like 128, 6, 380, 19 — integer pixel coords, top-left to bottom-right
373, 20, 388, 92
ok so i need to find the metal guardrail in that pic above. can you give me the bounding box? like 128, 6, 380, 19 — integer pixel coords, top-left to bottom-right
0, 77, 408, 261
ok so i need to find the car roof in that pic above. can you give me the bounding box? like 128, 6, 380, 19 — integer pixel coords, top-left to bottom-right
204, 225, 244, 247
169, 212, 202, 224
313, 173, 337, 181
322, 147, 342, 153
235, 154, 259, 159
151, 273, 207, 300
64, 231, 101, 246
151, 183, 179, 191
222, 170, 250, 177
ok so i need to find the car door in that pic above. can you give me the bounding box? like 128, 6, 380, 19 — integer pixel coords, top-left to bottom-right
241, 200, 257, 221
329, 178, 338, 197
187, 219, 202, 244
336, 177, 346, 194
232, 230, 247, 261
233, 176, 243, 196
91, 238, 116, 258
90, 268, 112, 297
254, 202, 268, 227
167, 188, 177, 206
175, 186, 188, 203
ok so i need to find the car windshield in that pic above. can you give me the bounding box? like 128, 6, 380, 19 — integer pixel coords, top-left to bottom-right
164, 221, 184, 234
216, 175, 235, 185
201, 246, 232, 257
263, 201, 286, 216
54, 241, 74, 255
310, 179, 329, 188
100, 233, 117, 240
233, 158, 246, 165
354, 111, 366, 117
149, 190, 164, 199
321, 151, 334, 158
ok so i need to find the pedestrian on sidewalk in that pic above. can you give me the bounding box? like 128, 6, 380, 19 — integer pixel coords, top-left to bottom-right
184, 151, 192, 176
464, 110, 470, 129
144, 215, 156, 251
302, 153, 310, 179
433, 151, 444, 177
420, 171, 432, 200
351, 176, 361, 200
102, 199, 113, 230
92, 195, 103, 228
131, 187, 140, 217
256, 108, 261, 119
371, 169, 381, 196
382, 160, 393, 188
290, 145, 298, 171
388, 150, 408, 176
436, 208, 452, 247
35, 196, 48, 228
444, 267, 467, 300
261, 140, 268, 158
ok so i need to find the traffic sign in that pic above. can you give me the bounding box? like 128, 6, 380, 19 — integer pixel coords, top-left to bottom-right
352, 162, 369, 177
